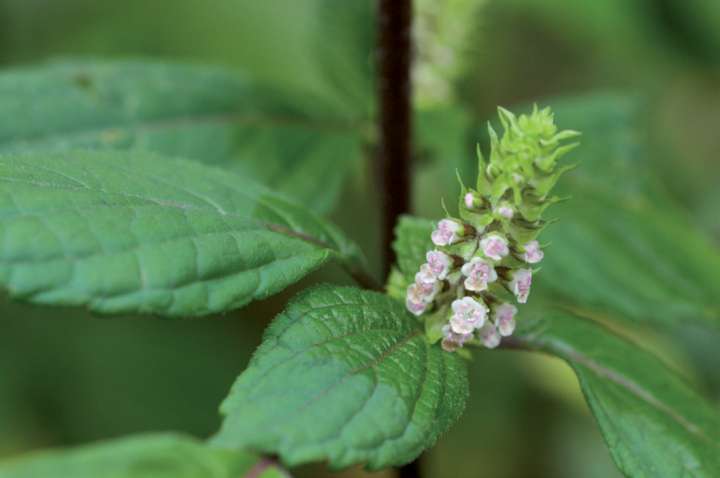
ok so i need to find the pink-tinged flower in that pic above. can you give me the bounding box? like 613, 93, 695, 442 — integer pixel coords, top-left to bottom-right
493, 303, 517, 337
510, 269, 532, 304
480, 234, 509, 261
449, 297, 487, 334
405, 281, 440, 316
431, 219, 463, 246
479, 323, 501, 349
464, 192, 477, 209
415, 264, 436, 284
441, 324, 473, 352
406, 296, 427, 316
522, 240, 544, 264
461, 257, 497, 292
426, 250, 452, 280
495, 202, 514, 219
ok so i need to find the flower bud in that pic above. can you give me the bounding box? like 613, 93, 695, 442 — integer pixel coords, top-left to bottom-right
479, 234, 509, 261
522, 240, 544, 264
479, 323, 501, 349
464, 192, 477, 209
495, 202, 514, 219
493, 303, 517, 336
431, 219, 464, 246
461, 257, 497, 292
509, 269, 532, 304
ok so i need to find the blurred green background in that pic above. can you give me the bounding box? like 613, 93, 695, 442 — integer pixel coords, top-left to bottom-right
0, 1, 718, 477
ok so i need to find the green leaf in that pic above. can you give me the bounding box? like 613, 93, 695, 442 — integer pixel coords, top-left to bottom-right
0, 60, 367, 213
0, 433, 273, 478
0, 151, 365, 317
515, 314, 720, 477
213, 285, 469, 470
530, 94, 720, 327
392, 215, 434, 282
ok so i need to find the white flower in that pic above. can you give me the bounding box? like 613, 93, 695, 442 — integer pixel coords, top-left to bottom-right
431, 219, 462, 246
522, 240, 544, 264
441, 324, 473, 352
480, 234, 509, 261
479, 323, 501, 349
495, 202, 514, 219
449, 296, 487, 334
461, 257, 497, 292
510, 269, 532, 304
426, 250, 452, 280
493, 303, 517, 337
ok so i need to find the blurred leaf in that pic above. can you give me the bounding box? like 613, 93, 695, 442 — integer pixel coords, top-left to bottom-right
515, 313, 720, 477
214, 285, 468, 470
413, 106, 474, 217
0, 433, 271, 478
0, 151, 365, 317
525, 94, 720, 328
0, 60, 368, 213
392, 216, 434, 281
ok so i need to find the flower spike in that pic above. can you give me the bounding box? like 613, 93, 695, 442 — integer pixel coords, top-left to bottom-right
405, 104, 579, 351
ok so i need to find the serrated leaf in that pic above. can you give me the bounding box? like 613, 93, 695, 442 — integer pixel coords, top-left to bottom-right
0, 433, 268, 478
213, 285, 469, 470
0, 60, 367, 213
536, 94, 720, 328
0, 151, 365, 317
392, 215, 434, 281
515, 314, 720, 477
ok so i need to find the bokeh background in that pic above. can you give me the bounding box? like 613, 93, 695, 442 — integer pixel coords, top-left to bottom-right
1, 1, 718, 477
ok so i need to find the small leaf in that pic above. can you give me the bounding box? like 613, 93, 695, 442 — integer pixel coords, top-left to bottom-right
0, 433, 268, 478
515, 314, 720, 477
0, 151, 364, 317
0, 60, 367, 213
213, 285, 469, 470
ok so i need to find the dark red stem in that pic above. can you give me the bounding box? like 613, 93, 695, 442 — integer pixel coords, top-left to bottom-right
377, 0, 413, 280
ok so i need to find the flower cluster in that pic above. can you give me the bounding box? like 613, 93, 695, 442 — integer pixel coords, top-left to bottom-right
405, 105, 579, 352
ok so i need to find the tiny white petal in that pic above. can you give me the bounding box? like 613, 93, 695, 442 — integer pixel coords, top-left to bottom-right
510, 269, 532, 304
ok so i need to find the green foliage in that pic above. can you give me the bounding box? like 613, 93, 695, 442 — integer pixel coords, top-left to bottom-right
0, 60, 367, 213
516, 314, 720, 477
0, 433, 267, 478
0, 151, 364, 317
214, 285, 469, 470
391, 215, 434, 284
536, 94, 720, 328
